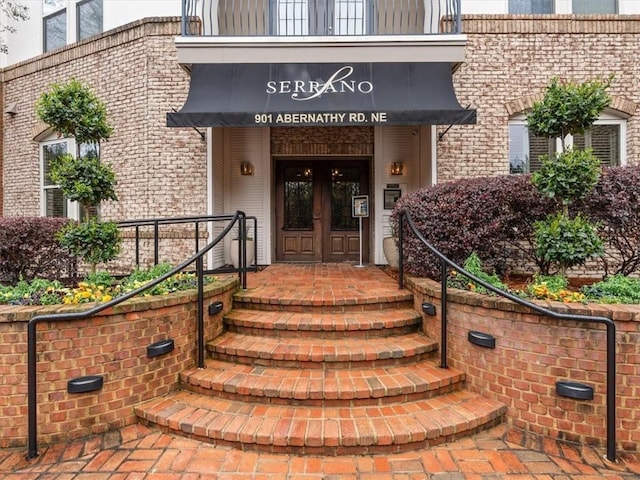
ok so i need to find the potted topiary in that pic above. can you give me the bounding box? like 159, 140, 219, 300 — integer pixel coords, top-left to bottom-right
36, 79, 121, 275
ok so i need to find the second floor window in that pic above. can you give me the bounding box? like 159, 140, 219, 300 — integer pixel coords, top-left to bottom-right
77, 0, 103, 40
508, 0, 554, 14
44, 8, 66, 52
572, 0, 617, 14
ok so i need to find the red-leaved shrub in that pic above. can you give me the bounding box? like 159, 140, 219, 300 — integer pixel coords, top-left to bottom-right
393, 166, 640, 280
0, 217, 77, 283
580, 165, 640, 277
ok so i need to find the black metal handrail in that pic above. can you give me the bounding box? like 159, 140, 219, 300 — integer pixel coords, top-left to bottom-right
26, 211, 251, 460
397, 209, 617, 463
182, 0, 463, 37
117, 214, 258, 273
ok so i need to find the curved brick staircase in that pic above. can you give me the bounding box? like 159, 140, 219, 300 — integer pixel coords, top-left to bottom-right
135, 265, 506, 455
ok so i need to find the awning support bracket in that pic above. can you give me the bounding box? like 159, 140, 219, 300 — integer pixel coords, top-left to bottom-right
438, 104, 473, 141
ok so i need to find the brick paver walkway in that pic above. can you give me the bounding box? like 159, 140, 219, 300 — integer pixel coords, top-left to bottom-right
1, 424, 638, 479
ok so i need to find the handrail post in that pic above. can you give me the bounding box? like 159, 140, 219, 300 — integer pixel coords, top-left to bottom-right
154, 221, 159, 266
440, 261, 448, 369
398, 214, 404, 289
456, 0, 462, 34
196, 255, 205, 369
605, 322, 616, 462
240, 215, 247, 289
27, 319, 38, 459
135, 225, 140, 268
195, 222, 200, 256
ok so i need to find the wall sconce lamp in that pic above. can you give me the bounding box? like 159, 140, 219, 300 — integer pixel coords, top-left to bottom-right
4, 102, 18, 117
240, 162, 254, 176
390, 162, 404, 176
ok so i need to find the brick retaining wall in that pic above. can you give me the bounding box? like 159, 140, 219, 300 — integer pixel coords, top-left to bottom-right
0, 277, 237, 448
408, 276, 640, 453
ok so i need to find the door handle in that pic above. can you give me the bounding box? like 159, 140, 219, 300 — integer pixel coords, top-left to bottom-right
313, 210, 321, 219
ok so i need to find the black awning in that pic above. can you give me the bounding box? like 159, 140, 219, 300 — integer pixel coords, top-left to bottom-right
167, 62, 475, 127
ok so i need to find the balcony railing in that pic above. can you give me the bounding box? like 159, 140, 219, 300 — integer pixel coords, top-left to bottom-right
182, 0, 462, 37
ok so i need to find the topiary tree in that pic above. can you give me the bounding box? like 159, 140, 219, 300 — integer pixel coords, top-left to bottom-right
526, 76, 611, 276
36, 79, 121, 274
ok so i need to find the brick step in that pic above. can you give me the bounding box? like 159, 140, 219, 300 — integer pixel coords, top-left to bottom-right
180, 358, 465, 406
207, 332, 438, 369
223, 308, 422, 338
135, 389, 507, 455
232, 289, 414, 313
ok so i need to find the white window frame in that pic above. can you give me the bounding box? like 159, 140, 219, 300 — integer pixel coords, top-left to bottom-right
40, 137, 81, 220
508, 111, 627, 174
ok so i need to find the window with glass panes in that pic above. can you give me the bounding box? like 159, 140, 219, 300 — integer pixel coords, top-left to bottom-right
77, 0, 103, 40
41, 140, 68, 217
275, 0, 368, 35
572, 0, 617, 14
509, 117, 624, 174
509, 0, 554, 14
43, 8, 66, 52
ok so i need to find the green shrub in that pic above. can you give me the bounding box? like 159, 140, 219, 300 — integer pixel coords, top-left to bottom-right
447, 253, 508, 295
581, 275, 640, 304
534, 213, 604, 273
49, 151, 118, 208
57, 219, 122, 268
532, 148, 601, 207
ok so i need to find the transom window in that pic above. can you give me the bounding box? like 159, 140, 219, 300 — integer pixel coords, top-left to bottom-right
508, 113, 626, 174
77, 0, 103, 41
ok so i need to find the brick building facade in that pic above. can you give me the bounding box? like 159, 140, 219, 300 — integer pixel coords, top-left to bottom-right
0, 15, 639, 266
1, 17, 204, 221
438, 15, 639, 182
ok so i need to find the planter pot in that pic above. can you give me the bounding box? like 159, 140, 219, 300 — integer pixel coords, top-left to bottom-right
382, 237, 399, 270
230, 239, 255, 268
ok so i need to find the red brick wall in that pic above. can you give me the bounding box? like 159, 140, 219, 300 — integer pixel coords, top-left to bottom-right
0, 277, 236, 448
408, 277, 640, 454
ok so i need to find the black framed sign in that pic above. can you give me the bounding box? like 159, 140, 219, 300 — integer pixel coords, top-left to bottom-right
383, 189, 401, 210
352, 195, 369, 218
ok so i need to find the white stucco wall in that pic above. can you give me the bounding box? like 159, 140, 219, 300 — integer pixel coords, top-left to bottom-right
461, 0, 640, 14
1, 0, 181, 67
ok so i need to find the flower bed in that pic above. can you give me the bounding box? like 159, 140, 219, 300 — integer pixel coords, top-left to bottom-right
0, 263, 213, 306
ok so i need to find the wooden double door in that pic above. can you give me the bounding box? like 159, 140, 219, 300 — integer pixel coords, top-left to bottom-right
275, 159, 370, 262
